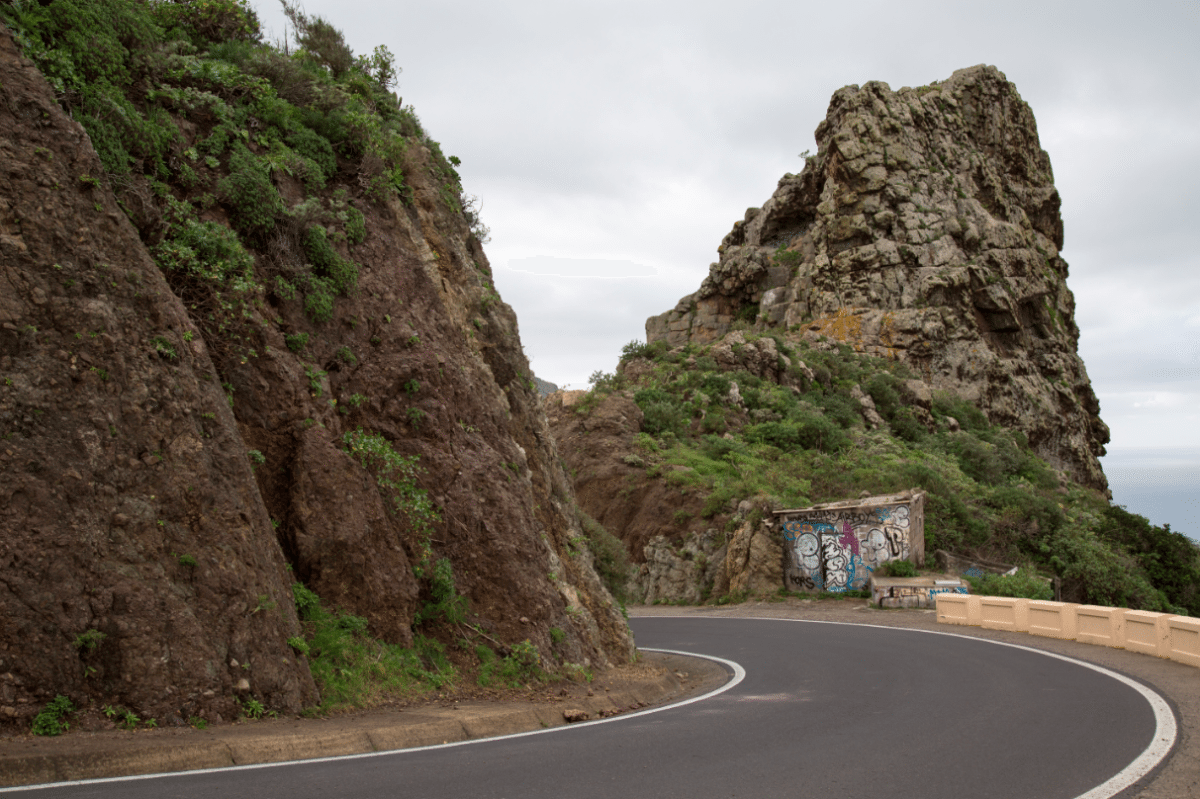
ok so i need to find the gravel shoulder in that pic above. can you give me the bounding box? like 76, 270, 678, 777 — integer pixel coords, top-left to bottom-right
0, 651, 725, 789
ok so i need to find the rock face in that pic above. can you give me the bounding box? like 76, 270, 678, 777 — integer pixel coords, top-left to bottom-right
647, 65, 1109, 489
0, 26, 631, 729
545, 389, 784, 605
0, 30, 316, 723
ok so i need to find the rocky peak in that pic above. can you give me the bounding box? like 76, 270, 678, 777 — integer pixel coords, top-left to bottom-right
647, 65, 1109, 489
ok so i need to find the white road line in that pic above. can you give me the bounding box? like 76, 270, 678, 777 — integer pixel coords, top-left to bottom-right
638, 616, 1179, 799
0, 649, 745, 793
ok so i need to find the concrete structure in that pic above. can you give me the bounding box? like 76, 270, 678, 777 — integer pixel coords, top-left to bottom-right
979, 597, 1031, 633
1122, 611, 1172, 658
936, 595, 1200, 671
935, 594, 980, 626
1075, 605, 1126, 648
1166, 616, 1200, 668
1027, 600, 1079, 640
775, 491, 924, 593
870, 576, 967, 609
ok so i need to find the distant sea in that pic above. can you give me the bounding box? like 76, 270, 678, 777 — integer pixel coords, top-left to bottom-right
1101, 448, 1200, 544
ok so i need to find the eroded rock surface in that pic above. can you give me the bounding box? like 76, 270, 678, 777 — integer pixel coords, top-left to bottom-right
0, 30, 316, 723
0, 25, 631, 730
647, 65, 1108, 489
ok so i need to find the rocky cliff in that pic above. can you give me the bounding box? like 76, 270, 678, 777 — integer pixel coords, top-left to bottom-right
0, 13, 631, 731
647, 65, 1109, 490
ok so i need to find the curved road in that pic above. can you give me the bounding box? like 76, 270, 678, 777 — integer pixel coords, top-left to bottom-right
7, 617, 1174, 798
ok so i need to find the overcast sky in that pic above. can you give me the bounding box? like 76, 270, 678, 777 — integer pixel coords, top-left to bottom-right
254, 1, 1199, 536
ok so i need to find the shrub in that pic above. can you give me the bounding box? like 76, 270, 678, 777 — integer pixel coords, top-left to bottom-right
932, 391, 987, 430
73, 629, 106, 652
153, 0, 261, 45
304, 275, 336, 323
342, 428, 439, 565
290, 581, 455, 711
343, 205, 366, 244
889, 408, 929, 443
745, 415, 849, 453
217, 145, 285, 235
1095, 506, 1200, 615
638, 397, 688, 438
154, 216, 254, 285
285, 332, 309, 353
864, 373, 902, 420
699, 408, 727, 434
580, 512, 630, 602
815, 391, 859, 429
31, 695, 74, 736
700, 372, 732, 399
882, 559, 917, 577
302, 225, 359, 295
286, 127, 337, 181
964, 569, 1053, 601
414, 558, 467, 626
281, 1, 354, 79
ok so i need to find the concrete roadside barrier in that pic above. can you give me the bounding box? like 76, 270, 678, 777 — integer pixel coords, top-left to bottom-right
1027, 601, 1079, 640
1166, 616, 1200, 668
936, 594, 1200, 672
1075, 605, 1125, 648
1121, 610, 1172, 658
978, 597, 1029, 633
934, 594, 980, 626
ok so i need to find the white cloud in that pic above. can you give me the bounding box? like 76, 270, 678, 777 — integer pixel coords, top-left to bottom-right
250, 0, 1200, 455
508, 257, 658, 278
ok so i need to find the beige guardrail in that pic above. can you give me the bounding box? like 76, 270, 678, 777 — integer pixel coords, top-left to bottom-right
935, 595, 1200, 668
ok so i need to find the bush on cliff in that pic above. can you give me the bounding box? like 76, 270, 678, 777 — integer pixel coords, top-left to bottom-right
593, 336, 1198, 613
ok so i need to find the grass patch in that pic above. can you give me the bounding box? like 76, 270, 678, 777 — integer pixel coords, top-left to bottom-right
292, 581, 454, 713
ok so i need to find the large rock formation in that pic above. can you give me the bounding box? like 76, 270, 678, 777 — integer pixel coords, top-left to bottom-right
647, 65, 1109, 490
0, 23, 631, 730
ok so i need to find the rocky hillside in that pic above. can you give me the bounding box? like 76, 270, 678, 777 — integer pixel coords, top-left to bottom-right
0, 2, 630, 732
548, 68, 1198, 617
647, 65, 1108, 491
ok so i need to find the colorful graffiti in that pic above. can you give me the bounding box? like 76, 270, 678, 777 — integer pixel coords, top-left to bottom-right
780, 499, 920, 593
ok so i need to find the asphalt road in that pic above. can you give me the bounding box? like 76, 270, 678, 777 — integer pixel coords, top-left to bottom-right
6, 617, 1172, 799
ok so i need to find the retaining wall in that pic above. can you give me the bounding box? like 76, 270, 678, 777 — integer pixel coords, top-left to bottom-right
936, 595, 1200, 670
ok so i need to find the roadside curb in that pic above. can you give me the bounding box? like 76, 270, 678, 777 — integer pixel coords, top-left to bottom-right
0, 653, 719, 789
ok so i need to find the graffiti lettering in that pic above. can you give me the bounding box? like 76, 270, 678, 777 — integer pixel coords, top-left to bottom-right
928, 586, 969, 598
781, 501, 917, 593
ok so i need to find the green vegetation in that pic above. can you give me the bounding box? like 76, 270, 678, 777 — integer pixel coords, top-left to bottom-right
0, 0, 486, 368
476, 639, 545, 688
102, 703, 146, 729
239, 697, 266, 719
342, 428, 439, 567
580, 511, 631, 603
290, 581, 454, 713
414, 558, 467, 626
964, 569, 1053, 601
31, 695, 74, 736
594, 335, 1200, 614
72, 629, 106, 652
285, 332, 309, 353
877, 559, 917, 578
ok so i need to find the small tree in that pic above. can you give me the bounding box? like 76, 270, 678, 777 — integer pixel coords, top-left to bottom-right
280, 0, 354, 78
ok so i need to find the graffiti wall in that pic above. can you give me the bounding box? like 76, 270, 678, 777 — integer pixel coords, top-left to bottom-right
776, 492, 925, 593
